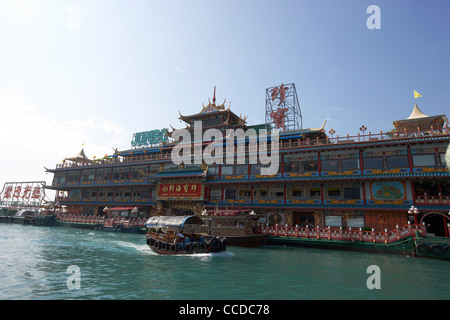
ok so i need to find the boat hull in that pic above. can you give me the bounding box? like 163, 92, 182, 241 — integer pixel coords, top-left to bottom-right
204, 234, 269, 247
146, 236, 227, 255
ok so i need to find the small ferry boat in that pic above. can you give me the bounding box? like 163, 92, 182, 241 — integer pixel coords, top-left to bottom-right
145, 215, 227, 255
202, 210, 269, 247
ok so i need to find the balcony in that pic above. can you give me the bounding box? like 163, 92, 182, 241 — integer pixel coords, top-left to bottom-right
415, 195, 450, 205
52, 127, 450, 170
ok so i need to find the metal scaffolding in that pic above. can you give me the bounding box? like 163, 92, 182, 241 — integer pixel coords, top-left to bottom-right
265, 83, 302, 132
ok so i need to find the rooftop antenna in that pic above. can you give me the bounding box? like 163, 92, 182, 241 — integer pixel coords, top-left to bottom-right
212, 86, 216, 105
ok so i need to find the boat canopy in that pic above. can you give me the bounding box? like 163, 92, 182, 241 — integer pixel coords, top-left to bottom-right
145, 215, 203, 229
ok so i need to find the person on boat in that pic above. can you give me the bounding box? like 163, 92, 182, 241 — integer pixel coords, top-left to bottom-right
175, 232, 185, 244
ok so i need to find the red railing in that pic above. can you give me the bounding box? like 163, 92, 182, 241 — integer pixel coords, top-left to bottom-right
259, 223, 427, 244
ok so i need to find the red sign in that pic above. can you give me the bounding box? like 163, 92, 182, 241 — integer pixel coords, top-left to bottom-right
158, 183, 202, 199
270, 84, 288, 105
270, 107, 289, 130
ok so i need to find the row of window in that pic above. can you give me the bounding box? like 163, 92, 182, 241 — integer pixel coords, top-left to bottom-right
211, 186, 362, 201
53, 153, 447, 185
80, 187, 155, 200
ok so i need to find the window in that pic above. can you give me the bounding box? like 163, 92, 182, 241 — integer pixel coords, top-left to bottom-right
292, 189, 302, 197
341, 158, 359, 170
207, 166, 219, 176
235, 165, 248, 175
82, 189, 95, 199
284, 162, 300, 173
310, 188, 321, 197
325, 216, 342, 227
303, 161, 318, 172
163, 163, 177, 170
251, 164, 263, 174
53, 173, 66, 185
210, 188, 222, 201
239, 190, 251, 197
255, 189, 268, 198
363, 157, 383, 169
112, 167, 129, 180
413, 154, 436, 167
67, 171, 81, 184
130, 166, 147, 180
225, 189, 236, 199
81, 169, 95, 183
96, 168, 111, 182
132, 189, 141, 197
344, 187, 361, 199
321, 160, 339, 171
348, 217, 364, 228
141, 189, 151, 199
221, 166, 233, 175
386, 156, 409, 168
328, 188, 340, 197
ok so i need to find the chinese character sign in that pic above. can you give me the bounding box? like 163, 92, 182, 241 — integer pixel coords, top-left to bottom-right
0, 181, 46, 208
270, 107, 289, 130
266, 83, 302, 132
270, 84, 289, 106
158, 183, 202, 199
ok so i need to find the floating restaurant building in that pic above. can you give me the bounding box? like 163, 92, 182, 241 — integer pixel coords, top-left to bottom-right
45, 86, 450, 236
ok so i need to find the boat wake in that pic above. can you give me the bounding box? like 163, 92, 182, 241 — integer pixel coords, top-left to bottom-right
173, 251, 234, 258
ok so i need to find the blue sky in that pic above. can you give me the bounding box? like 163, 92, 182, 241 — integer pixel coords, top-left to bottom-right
0, 0, 449, 187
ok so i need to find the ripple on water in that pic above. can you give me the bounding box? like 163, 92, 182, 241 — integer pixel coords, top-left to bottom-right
1, 224, 449, 300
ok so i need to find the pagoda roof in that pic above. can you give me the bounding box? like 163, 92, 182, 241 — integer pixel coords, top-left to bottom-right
406, 104, 429, 119
175, 100, 248, 130
63, 149, 92, 163
178, 99, 229, 118
393, 104, 448, 131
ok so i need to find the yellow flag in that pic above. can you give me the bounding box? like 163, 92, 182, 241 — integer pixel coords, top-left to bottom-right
414, 90, 422, 98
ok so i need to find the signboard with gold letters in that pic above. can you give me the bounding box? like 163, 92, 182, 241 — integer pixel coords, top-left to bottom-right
157, 183, 203, 200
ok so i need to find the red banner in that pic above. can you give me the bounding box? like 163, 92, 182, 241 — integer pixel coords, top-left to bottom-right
158, 183, 202, 199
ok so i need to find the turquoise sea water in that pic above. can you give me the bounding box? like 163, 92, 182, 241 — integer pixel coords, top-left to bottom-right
0, 223, 449, 300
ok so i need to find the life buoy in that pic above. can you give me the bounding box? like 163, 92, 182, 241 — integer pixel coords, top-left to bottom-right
155, 241, 161, 249
185, 243, 193, 253
416, 243, 429, 255
192, 242, 199, 251
200, 242, 206, 250
160, 242, 168, 251
146, 238, 152, 245
210, 238, 220, 252
116, 224, 122, 231
171, 244, 178, 253
178, 243, 186, 251
430, 244, 444, 256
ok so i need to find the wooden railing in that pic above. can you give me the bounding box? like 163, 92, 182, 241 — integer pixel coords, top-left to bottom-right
259, 223, 427, 244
